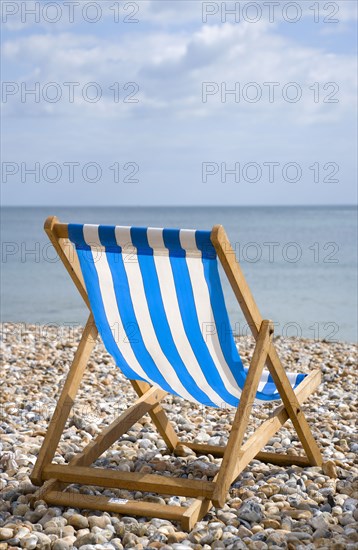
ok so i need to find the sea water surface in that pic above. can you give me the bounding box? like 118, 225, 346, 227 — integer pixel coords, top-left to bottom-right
1, 206, 357, 342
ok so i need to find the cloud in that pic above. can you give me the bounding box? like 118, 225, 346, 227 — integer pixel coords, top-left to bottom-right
2, 16, 356, 124
1, 1, 356, 206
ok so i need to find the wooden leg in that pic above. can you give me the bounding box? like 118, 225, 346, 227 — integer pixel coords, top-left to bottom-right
31, 314, 98, 485
265, 347, 323, 467
212, 320, 273, 507
131, 380, 179, 452
211, 225, 323, 470
181, 498, 213, 531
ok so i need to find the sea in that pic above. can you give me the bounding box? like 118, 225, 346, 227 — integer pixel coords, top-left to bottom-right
1, 206, 357, 343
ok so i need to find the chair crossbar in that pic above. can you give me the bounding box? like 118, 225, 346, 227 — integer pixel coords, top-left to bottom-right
43, 464, 215, 499
176, 443, 311, 467
45, 491, 187, 523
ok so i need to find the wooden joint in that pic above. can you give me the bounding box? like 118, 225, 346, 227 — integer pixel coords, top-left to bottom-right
260, 319, 274, 338
181, 498, 212, 531
211, 495, 223, 509
44, 215, 59, 233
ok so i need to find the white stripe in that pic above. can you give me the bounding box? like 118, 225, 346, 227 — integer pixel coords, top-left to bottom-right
178, 229, 198, 252
82, 226, 157, 386
185, 255, 244, 400
114, 226, 131, 248
287, 371, 298, 385
114, 226, 135, 264
147, 227, 164, 250
252, 369, 272, 405
147, 229, 229, 407
114, 230, 200, 404
82, 224, 101, 249
257, 369, 270, 392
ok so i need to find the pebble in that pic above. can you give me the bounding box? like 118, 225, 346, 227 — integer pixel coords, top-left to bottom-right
339, 513, 355, 526
20, 534, 38, 549
283, 509, 312, 520
88, 515, 111, 529
167, 532, 188, 544
262, 518, 281, 529
0, 528, 13, 541
52, 539, 72, 550
313, 527, 332, 539
111, 539, 124, 550
287, 531, 312, 540
237, 500, 263, 523
1, 323, 357, 549
74, 533, 97, 547
35, 532, 52, 548
323, 460, 338, 478
68, 513, 89, 529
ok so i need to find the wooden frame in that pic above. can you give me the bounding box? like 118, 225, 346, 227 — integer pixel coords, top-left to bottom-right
31, 216, 323, 530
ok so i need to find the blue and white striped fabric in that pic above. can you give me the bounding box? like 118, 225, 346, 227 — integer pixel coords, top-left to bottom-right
68, 224, 306, 408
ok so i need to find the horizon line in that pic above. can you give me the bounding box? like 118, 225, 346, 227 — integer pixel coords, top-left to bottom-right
1, 204, 357, 209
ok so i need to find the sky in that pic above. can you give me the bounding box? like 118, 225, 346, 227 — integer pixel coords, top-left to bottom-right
1, 0, 357, 206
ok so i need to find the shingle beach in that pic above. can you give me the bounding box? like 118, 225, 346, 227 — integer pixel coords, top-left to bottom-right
0, 323, 357, 550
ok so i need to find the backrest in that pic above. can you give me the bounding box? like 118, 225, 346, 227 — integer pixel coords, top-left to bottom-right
68, 224, 247, 407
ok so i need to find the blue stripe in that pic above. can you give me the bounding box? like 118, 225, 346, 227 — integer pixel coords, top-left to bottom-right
163, 229, 241, 407
98, 226, 180, 396
162, 228, 186, 258
263, 372, 277, 395
295, 373, 306, 385
126, 226, 152, 255
68, 223, 89, 249
68, 227, 144, 382
130, 227, 217, 407
195, 230, 216, 259
97, 225, 121, 252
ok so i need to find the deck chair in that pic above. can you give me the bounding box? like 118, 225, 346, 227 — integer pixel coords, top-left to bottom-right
31, 216, 323, 530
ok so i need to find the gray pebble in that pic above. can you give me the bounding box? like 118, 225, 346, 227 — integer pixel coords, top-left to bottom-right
74, 533, 97, 547
313, 528, 332, 539
52, 541, 70, 550
1, 324, 357, 550
237, 500, 263, 523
